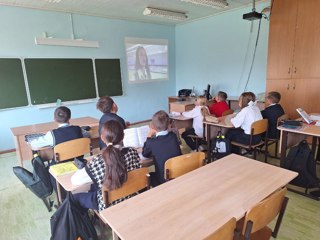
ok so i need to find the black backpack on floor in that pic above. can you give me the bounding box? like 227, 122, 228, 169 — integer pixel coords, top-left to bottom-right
50, 192, 98, 240
210, 131, 231, 162
284, 140, 319, 189
13, 154, 53, 211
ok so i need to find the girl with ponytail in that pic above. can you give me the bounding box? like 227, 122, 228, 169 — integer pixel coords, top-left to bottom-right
72, 120, 141, 211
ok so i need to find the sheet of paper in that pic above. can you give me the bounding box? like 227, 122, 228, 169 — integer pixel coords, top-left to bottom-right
123, 128, 140, 148
137, 125, 150, 146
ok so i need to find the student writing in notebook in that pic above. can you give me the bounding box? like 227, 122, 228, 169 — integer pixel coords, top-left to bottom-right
97, 96, 130, 149
208, 91, 229, 117
181, 97, 207, 152
71, 120, 141, 211
29, 106, 83, 149
261, 91, 285, 139
141, 110, 181, 187
226, 92, 262, 154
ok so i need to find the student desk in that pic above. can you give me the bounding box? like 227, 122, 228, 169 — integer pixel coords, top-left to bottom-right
204, 114, 234, 162
11, 116, 99, 167
98, 154, 297, 240
169, 114, 193, 130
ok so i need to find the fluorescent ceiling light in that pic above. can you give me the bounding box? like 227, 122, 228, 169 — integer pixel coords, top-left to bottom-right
143, 7, 187, 21
47, 0, 62, 3
35, 37, 99, 48
181, 0, 229, 9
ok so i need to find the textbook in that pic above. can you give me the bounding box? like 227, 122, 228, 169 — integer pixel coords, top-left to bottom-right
50, 161, 78, 176
123, 125, 150, 148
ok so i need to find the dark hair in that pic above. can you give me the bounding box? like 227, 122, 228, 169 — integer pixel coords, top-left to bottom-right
54, 106, 71, 123
152, 110, 169, 131
267, 91, 281, 104
135, 46, 151, 76
100, 120, 127, 190
97, 96, 114, 113
239, 92, 256, 109
218, 91, 228, 100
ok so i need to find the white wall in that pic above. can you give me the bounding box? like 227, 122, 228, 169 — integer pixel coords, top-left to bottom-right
175, 2, 270, 97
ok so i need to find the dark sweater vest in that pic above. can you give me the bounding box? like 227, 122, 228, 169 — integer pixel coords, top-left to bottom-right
51, 125, 83, 146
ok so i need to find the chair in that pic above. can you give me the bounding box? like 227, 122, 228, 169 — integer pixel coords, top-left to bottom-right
222, 109, 234, 116
231, 119, 268, 161
164, 152, 205, 180
102, 167, 150, 207
53, 138, 92, 203
204, 217, 239, 240
265, 114, 289, 159
240, 187, 289, 240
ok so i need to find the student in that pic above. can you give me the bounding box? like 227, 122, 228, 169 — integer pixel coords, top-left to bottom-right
142, 110, 181, 186
180, 97, 207, 151
261, 91, 285, 139
208, 91, 229, 117
71, 120, 141, 211
97, 96, 129, 149
135, 46, 151, 81
226, 92, 262, 154
29, 106, 83, 149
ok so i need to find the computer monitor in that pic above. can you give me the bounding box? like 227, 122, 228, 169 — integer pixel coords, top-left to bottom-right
205, 84, 211, 100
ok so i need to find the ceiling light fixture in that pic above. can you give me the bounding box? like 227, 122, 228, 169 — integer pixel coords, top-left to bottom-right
47, 0, 62, 3
143, 7, 187, 21
180, 0, 228, 9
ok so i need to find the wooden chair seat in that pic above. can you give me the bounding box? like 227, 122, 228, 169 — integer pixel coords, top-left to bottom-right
165, 152, 205, 180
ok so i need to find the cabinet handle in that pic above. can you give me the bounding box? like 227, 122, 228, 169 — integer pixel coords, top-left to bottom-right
294, 67, 297, 74
293, 83, 296, 90
288, 67, 291, 74
287, 84, 290, 90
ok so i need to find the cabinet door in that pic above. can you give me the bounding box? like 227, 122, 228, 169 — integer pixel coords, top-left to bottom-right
266, 79, 291, 114
266, 0, 298, 80
292, 0, 320, 78
301, 78, 320, 114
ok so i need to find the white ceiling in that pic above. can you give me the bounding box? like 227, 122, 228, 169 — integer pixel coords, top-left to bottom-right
0, 0, 268, 25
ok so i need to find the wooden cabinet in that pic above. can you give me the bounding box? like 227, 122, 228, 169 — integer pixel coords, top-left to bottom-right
266, 0, 320, 118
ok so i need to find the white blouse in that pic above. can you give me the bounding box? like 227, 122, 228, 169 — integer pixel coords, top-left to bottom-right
231, 101, 262, 134
182, 105, 204, 137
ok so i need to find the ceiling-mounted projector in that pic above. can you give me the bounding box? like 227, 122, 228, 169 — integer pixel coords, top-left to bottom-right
243, 0, 262, 21
243, 11, 262, 21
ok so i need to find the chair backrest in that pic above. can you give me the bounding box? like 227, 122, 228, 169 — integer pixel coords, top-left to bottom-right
222, 109, 234, 116
251, 119, 268, 136
54, 138, 92, 162
102, 167, 150, 206
202, 106, 212, 120
204, 217, 238, 240
242, 187, 288, 237
164, 152, 205, 180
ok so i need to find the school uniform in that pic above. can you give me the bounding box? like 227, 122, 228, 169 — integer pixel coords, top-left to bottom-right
142, 131, 181, 186
72, 147, 141, 212
261, 104, 285, 139
209, 101, 229, 117
98, 112, 126, 149
226, 101, 262, 154
181, 106, 204, 150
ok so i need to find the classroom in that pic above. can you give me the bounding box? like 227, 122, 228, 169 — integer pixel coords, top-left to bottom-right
0, 0, 319, 239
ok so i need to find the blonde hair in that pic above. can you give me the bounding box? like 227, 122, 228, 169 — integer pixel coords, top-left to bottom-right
196, 97, 207, 106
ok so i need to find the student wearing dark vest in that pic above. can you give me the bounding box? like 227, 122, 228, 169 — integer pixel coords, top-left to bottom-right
29, 106, 83, 149
97, 96, 130, 149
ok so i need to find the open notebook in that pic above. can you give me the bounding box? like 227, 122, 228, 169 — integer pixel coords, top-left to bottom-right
296, 108, 313, 124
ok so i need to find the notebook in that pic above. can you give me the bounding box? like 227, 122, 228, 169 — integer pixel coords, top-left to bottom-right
296, 108, 313, 124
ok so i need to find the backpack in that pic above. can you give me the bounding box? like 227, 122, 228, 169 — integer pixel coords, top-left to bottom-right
13, 154, 53, 211
50, 192, 98, 240
210, 131, 231, 162
284, 140, 319, 189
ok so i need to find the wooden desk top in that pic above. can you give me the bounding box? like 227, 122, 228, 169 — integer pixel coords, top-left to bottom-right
11, 116, 98, 136
99, 154, 297, 240
204, 114, 235, 128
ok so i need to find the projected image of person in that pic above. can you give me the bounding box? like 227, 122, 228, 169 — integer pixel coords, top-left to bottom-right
135, 46, 152, 81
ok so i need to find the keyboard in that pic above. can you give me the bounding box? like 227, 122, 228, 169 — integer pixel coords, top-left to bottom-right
25, 133, 45, 143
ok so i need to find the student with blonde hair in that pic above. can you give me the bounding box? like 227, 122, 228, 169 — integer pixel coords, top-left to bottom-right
226, 92, 262, 154
181, 97, 207, 151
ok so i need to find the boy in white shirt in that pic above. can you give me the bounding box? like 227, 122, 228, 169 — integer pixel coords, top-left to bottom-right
226, 92, 262, 154
181, 97, 207, 151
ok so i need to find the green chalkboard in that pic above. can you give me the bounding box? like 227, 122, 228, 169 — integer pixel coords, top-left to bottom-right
95, 59, 123, 97
0, 58, 28, 109
25, 58, 96, 105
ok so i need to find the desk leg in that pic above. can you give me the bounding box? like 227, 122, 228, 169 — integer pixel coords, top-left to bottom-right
280, 131, 288, 168
13, 136, 24, 167
56, 182, 63, 205
206, 124, 211, 163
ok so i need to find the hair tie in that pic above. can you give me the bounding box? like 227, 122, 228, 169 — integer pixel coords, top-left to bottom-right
107, 142, 113, 147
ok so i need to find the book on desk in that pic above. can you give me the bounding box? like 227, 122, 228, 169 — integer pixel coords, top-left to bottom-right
50, 161, 78, 176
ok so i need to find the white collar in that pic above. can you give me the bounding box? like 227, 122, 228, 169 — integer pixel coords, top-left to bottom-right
156, 130, 168, 137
